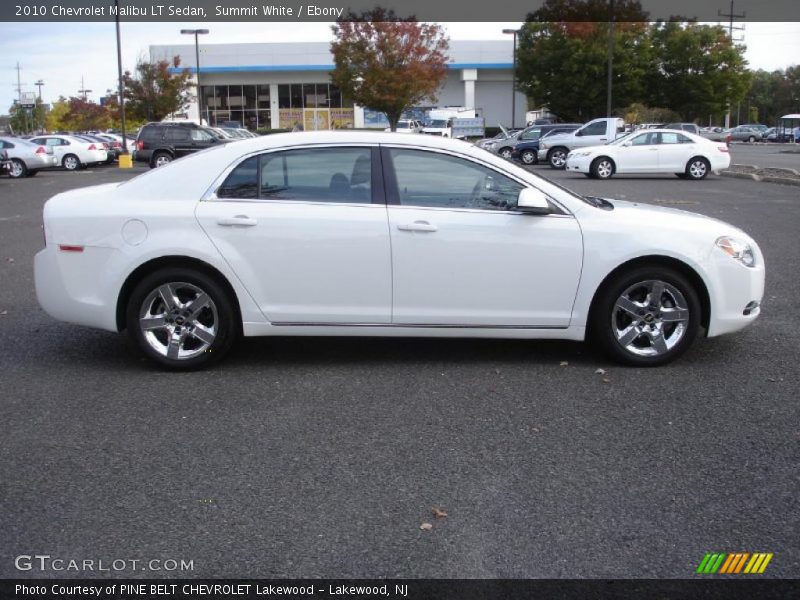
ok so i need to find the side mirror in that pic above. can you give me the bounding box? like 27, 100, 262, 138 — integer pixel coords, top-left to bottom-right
517, 188, 551, 215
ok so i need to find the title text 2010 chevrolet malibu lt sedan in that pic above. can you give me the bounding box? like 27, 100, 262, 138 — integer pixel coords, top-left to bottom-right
34, 132, 764, 369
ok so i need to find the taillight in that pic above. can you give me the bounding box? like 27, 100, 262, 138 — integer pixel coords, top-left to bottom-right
136, 140, 144, 151
58, 244, 84, 253
112, 142, 121, 148
88, 144, 97, 150
718, 145, 729, 153
35, 146, 46, 154
102, 143, 109, 149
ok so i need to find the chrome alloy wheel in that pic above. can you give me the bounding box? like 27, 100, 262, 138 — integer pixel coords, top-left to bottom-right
611, 280, 690, 357
10, 160, 25, 178
550, 149, 567, 167
138, 282, 218, 360
154, 154, 172, 168
595, 159, 613, 179
688, 159, 707, 179
63, 155, 79, 170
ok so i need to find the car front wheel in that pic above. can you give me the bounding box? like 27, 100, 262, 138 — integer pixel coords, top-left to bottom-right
548, 148, 568, 169
126, 268, 238, 370
592, 266, 701, 366
498, 147, 513, 159
591, 157, 615, 179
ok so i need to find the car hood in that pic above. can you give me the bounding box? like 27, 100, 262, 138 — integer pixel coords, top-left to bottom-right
599, 198, 753, 241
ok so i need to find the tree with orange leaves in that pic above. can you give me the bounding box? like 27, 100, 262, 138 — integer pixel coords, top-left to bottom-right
330, 8, 449, 131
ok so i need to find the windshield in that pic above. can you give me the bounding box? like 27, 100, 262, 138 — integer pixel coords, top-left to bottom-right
397, 122, 411, 128
428, 120, 448, 128
609, 132, 638, 145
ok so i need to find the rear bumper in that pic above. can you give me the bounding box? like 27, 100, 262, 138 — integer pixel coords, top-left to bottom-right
35, 245, 119, 332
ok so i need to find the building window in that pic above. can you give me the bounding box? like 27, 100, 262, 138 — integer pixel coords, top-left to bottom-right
257, 85, 270, 109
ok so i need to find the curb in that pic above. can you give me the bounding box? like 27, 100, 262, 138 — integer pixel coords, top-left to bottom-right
760, 176, 800, 187
720, 164, 800, 186
720, 171, 760, 182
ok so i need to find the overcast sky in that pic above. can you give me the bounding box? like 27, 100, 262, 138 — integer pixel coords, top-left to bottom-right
2, 21, 798, 112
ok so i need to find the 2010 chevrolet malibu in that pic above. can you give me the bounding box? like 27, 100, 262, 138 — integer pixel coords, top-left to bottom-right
34, 132, 764, 369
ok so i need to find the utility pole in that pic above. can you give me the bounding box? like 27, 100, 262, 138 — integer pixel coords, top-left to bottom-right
78, 76, 92, 101
14, 62, 24, 102
718, 0, 745, 128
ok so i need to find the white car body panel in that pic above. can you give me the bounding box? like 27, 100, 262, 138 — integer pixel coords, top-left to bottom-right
34, 131, 763, 348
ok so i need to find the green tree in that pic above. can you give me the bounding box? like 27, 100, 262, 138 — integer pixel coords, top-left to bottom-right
645, 22, 751, 122
45, 96, 73, 131
122, 56, 194, 122
330, 8, 449, 131
8, 98, 46, 134
745, 67, 800, 126
516, 0, 652, 121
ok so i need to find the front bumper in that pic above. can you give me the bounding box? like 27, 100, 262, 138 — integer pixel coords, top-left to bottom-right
565, 155, 592, 173
705, 249, 765, 337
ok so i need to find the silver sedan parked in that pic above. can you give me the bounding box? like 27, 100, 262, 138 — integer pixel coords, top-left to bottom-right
0, 136, 59, 178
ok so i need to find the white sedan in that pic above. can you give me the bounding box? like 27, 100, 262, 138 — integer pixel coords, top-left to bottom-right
35, 132, 764, 369
384, 120, 424, 134
28, 134, 108, 170
565, 129, 731, 179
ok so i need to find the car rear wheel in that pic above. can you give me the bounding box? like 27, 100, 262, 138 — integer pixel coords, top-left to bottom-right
62, 154, 81, 171
685, 157, 710, 180
591, 157, 615, 179
151, 152, 172, 168
591, 266, 701, 366
520, 149, 537, 165
8, 159, 27, 178
548, 148, 568, 169
126, 268, 238, 370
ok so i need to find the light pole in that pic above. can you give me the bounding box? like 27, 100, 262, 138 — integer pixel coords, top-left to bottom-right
502, 28, 520, 129
606, 0, 615, 117
114, 0, 129, 154
181, 29, 210, 125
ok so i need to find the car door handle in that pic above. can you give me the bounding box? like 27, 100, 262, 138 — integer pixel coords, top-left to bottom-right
217, 215, 257, 227
397, 220, 437, 232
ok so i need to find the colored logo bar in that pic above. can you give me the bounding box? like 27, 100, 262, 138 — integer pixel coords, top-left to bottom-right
696, 552, 773, 574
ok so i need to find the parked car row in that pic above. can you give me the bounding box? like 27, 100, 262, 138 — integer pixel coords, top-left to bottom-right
0, 135, 60, 177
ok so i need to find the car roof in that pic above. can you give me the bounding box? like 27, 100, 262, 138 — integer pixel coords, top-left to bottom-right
118, 131, 537, 202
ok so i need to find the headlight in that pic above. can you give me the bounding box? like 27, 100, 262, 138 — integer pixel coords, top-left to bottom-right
716, 236, 756, 267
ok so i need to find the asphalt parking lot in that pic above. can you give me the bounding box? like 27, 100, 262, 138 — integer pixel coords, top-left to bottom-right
1, 162, 798, 579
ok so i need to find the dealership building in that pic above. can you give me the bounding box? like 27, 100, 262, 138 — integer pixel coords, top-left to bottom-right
149, 40, 527, 130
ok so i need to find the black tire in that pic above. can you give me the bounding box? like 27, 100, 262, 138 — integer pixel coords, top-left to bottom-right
151, 151, 173, 169
590, 156, 615, 179
520, 149, 537, 165
126, 268, 238, 370
590, 266, 701, 367
8, 158, 28, 178
685, 156, 710, 180
498, 147, 513, 160
675, 173, 688, 179
548, 147, 568, 169
62, 154, 81, 171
